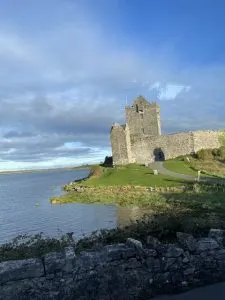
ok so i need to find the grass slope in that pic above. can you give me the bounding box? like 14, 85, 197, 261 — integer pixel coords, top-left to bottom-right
84, 164, 184, 187
164, 156, 225, 178
51, 164, 189, 206
163, 159, 198, 176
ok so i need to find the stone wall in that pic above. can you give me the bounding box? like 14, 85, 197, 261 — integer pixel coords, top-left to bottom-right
130, 132, 195, 164
125, 101, 161, 136
110, 124, 129, 165
193, 130, 221, 152
1, 229, 225, 299
159, 133, 194, 160
129, 130, 222, 164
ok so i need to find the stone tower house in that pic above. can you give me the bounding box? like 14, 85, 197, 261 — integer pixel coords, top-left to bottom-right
125, 96, 161, 136
110, 95, 222, 165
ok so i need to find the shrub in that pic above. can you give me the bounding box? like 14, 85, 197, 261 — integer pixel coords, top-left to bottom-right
89, 166, 103, 178
212, 148, 220, 157
102, 156, 113, 167
217, 146, 225, 160
196, 149, 213, 160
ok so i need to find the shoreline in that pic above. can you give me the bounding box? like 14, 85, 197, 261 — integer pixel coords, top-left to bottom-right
0, 164, 92, 175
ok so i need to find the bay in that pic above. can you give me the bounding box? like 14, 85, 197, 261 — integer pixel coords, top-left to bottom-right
0, 168, 146, 244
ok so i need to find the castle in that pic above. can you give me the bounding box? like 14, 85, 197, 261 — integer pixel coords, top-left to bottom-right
110, 96, 222, 165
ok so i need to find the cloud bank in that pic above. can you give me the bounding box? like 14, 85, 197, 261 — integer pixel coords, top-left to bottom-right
0, 2, 225, 170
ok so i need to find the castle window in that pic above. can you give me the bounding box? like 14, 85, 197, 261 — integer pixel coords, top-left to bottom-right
140, 114, 143, 119
136, 104, 139, 113
142, 128, 144, 133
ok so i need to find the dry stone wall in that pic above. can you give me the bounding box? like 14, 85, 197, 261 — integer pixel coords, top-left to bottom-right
1, 229, 225, 299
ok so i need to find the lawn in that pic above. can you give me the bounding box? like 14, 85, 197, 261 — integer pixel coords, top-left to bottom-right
163, 159, 198, 176
84, 164, 184, 187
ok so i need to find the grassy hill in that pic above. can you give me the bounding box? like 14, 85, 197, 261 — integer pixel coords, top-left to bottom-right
164, 148, 225, 178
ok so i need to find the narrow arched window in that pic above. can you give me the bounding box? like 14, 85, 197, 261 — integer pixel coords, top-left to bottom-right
136, 104, 138, 112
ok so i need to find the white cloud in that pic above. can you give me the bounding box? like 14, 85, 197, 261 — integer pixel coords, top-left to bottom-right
150, 82, 191, 100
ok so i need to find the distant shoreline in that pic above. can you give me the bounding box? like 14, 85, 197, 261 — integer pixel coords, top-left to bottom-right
0, 165, 92, 175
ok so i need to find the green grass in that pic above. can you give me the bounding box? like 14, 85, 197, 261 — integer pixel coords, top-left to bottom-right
83, 164, 184, 187
163, 159, 198, 176
50, 164, 189, 206
51, 187, 174, 207
164, 157, 225, 178
190, 158, 225, 178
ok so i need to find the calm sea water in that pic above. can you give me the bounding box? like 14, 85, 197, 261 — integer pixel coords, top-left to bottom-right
0, 169, 146, 244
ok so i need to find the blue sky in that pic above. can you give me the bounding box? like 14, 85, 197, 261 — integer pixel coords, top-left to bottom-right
0, 0, 225, 170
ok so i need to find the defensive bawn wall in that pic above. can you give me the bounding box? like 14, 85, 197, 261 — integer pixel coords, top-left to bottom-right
111, 128, 222, 165
130, 132, 194, 164
1, 229, 225, 299
193, 130, 221, 152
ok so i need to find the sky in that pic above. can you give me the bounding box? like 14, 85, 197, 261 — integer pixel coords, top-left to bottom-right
0, 0, 225, 170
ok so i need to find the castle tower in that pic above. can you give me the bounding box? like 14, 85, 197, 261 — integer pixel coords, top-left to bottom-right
125, 96, 161, 136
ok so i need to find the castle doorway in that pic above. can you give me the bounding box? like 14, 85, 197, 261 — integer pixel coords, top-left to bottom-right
153, 148, 165, 161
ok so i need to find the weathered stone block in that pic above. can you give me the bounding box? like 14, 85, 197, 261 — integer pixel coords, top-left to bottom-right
165, 245, 184, 258
214, 249, 225, 260
44, 251, 65, 274
209, 229, 225, 246
176, 232, 198, 252
0, 258, 44, 284
126, 238, 142, 249
146, 258, 161, 272
144, 249, 157, 257
183, 267, 195, 276
104, 244, 136, 261
146, 236, 161, 249
197, 238, 219, 252
164, 257, 177, 271
63, 246, 76, 273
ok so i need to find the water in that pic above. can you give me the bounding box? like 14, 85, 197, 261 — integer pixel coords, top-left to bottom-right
0, 169, 147, 244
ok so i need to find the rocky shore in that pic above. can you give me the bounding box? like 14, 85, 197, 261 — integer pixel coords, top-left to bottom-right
1, 228, 225, 299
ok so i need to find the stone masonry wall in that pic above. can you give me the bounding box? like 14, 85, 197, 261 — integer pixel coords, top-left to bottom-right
130, 132, 194, 164
193, 130, 221, 152
130, 130, 222, 164
1, 229, 225, 299
125, 105, 161, 136
110, 124, 129, 165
